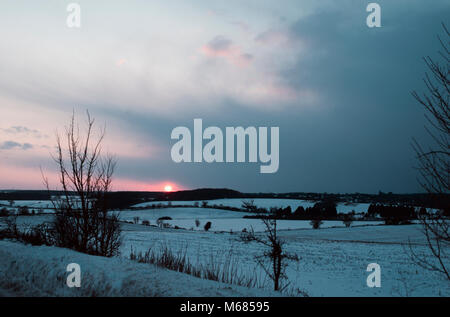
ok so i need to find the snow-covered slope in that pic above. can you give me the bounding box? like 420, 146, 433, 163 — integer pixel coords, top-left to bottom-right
131, 198, 370, 214
121, 223, 450, 297
0, 240, 277, 297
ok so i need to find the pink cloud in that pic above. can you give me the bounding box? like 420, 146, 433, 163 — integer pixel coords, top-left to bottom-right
247, 82, 298, 103
255, 29, 292, 46
0, 163, 185, 193
234, 53, 254, 67
116, 58, 128, 66
112, 178, 184, 192
201, 36, 236, 57
201, 36, 253, 67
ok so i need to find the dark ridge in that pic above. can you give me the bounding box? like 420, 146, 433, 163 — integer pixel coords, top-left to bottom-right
104, 191, 161, 209
0, 190, 54, 201
0, 189, 449, 210
160, 188, 243, 201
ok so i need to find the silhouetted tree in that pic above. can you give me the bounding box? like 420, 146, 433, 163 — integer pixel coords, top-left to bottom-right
242, 199, 257, 212
310, 218, 323, 229
240, 213, 298, 291
19, 206, 30, 216
0, 208, 9, 217
42, 111, 121, 257
410, 24, 449, 280
342, 214, 354, 228
293, 206, 305, 217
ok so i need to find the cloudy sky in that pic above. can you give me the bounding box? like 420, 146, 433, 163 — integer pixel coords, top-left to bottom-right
0, 0, 449, 193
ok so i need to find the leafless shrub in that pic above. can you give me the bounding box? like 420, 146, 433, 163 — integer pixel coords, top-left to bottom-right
342, 214, 354, 228
240, 214, 298, 291
0, 207, 9, 217
18, 206, 29, 216
42, 111, 122, 257
310, 218, 323, 229
3, 215, 19, 238
408, 214, 449, 280
0, 215, 53, 246
242, 199, 257, 212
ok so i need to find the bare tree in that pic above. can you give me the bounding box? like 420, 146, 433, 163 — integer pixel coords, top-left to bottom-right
42, 111, 121, 257
342, 213, 354, 228
310, 218, 323, 229
410, 24, 449, 280
241, 199, 257, 212
241, 210, 298, 291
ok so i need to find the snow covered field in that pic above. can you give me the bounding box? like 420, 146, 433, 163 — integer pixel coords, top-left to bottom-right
0, 200, 53, 208
0, 200, 55, 214
132, 198, 371, 214
118, 207, 383, 232
121, 223, 449, 297
0, 216, 448, 296
0, 199, 448, 297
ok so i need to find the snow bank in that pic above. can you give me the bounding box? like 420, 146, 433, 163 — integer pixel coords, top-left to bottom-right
0, 240, 277, 297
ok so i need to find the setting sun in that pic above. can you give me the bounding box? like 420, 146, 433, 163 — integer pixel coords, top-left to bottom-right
164, 185, 173, 192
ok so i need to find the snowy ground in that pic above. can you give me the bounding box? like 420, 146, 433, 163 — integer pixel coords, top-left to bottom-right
0, 199, 448, 297
0, 208, 383, 233
0, 200, 54, 214
132, 198, 371, 214
0, 240, 277, 297
120, 223, 449, 297
118, 207, 383, 232
0, 200, 53, 208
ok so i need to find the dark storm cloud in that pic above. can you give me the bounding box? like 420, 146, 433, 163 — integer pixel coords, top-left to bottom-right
103, 1, 450, 193
263, 0, 450, 193
2, 0, 448, 192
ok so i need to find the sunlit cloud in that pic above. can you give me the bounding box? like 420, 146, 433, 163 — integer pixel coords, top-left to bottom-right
112, 178, 184, 192
116, 58, 128, 66
1, 0, 446, 192
201, 36, 235, 57
201, 35, 253, 67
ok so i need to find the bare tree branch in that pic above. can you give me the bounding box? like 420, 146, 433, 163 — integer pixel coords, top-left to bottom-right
42, 111, 121, 257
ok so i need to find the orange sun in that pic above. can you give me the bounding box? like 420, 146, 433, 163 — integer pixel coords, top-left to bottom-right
164, 185, 173, 192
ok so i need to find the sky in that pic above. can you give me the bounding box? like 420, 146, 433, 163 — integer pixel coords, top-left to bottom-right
0, 0, 449, 193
